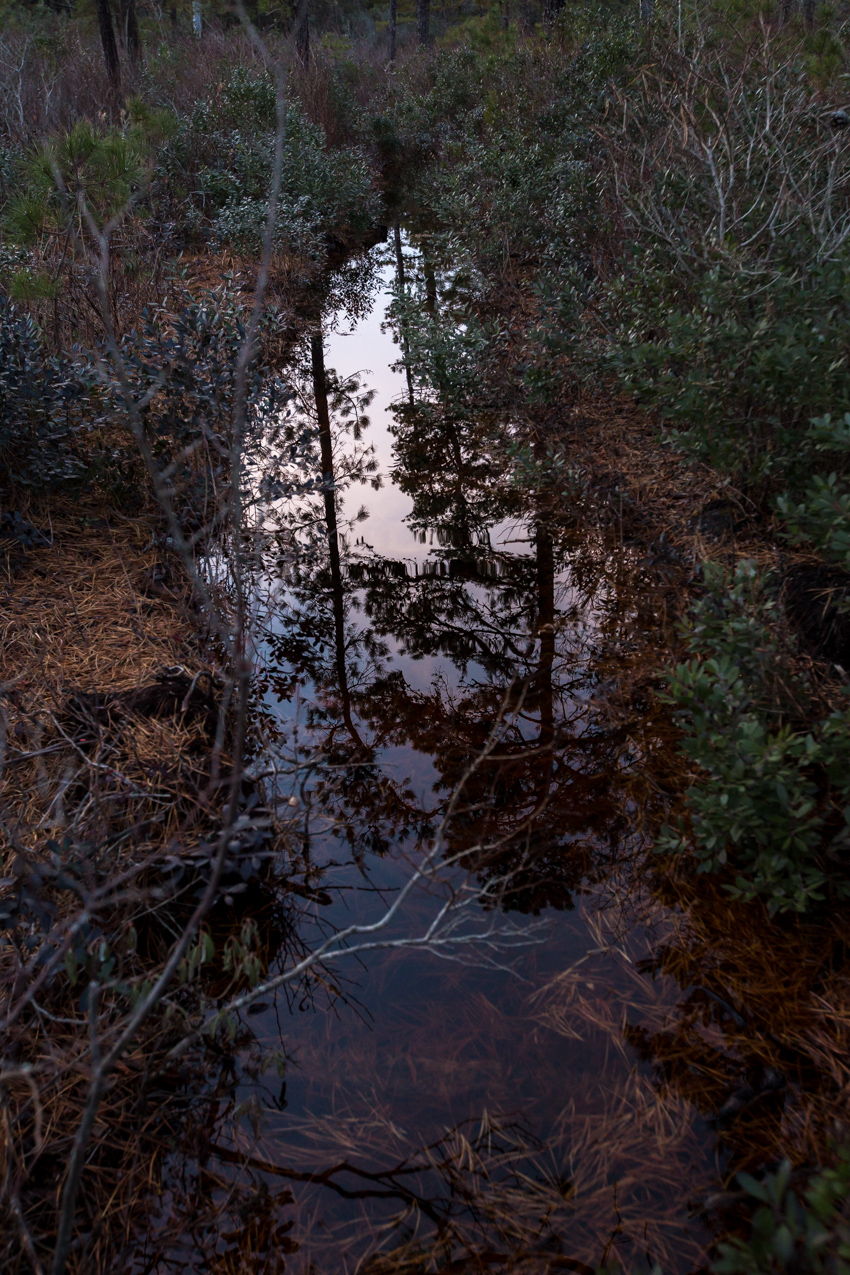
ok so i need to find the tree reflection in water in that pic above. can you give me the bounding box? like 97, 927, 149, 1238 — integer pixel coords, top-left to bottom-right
133, 239, 725, 1274
232, 236, 703, 1271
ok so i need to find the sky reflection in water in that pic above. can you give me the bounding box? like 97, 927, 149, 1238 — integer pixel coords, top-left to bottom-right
198, 238, 716, 1274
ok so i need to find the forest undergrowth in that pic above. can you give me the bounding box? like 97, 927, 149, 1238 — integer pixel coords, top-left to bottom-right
4, 0, 850, 1269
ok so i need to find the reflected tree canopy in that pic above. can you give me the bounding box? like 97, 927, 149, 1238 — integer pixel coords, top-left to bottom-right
255, 238, 671, 916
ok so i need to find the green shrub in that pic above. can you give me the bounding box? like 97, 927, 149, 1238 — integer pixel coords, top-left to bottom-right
576, 34, 850, 500
0, 284, 287, 505
714, 1151, 850, 1274
0, 297, 100, 490
775, 415, 850, 568
161, 70, 380, 257
411, 36, 626, 275
778, 474, 850, 570
111, 285, 292, 514
658, 561, 850, 913
603, 261, 850, 491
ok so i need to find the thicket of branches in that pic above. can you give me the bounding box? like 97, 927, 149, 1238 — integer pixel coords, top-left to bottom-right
3, 0, 850, 1269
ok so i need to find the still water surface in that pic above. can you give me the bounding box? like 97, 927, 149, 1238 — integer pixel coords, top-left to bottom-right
151, 238, 721, 1273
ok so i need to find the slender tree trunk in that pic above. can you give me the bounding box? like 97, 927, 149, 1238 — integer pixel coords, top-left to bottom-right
533, 522, 555, 752
295, 0, 310, 65
311, 329, 367, 755
393, 221, 405, 289
393, 222, 414, 405
417, 0, 429, 44
423, 246, 437, 315
95, 0, 122, 102
388, 0, 397, 60
312, 331, 334, 491
124, 0, 141, 64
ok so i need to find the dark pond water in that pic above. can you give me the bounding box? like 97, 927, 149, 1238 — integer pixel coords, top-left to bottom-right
145, 236, 727, 1273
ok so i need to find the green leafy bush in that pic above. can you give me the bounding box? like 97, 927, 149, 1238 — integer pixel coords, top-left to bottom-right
407, 26, 850, 510
604, 262, 850, 490
779, 474, 850, 570
581, 36, 850, 501
161, 70, 379, 258
658, 561, 850, 913
0, 282, 287, 506
0, 296, 100, 490
714, 1152, 850, 1274
408, 35, 626, 275
775, 416, 850, 569
110, 285, 292, 517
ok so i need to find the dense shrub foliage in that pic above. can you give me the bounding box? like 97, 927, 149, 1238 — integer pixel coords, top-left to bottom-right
714, 1152, 850, 1274
163, 68, 380, 259
659, 562, 850, 914
112, 289, 292, 516
0, 297, 101, 489
0, 286, 287, 507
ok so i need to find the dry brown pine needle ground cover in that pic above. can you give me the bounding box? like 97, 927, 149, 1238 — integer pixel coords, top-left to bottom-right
0, 497, 263, 1272
0, 503, 213, 847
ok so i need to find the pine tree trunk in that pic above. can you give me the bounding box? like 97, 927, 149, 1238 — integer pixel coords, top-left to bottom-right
423, 249, 436, 315
393, 222, 414, 405
95, 0, 122, 102
389, 0, 397, 60
124, 0, 140, 64
295, 0, 310, 64
417, 0, 429, 44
